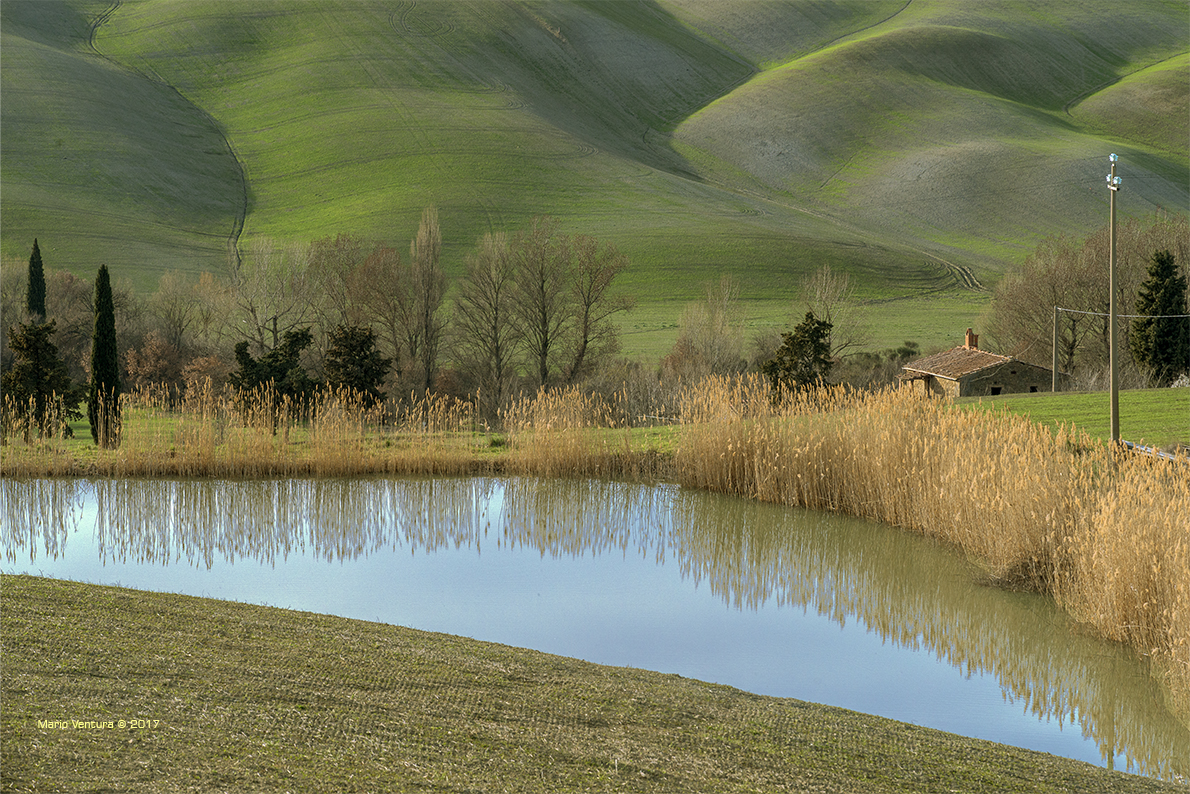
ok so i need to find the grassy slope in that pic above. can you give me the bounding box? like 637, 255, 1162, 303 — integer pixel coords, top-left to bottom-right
1069, 52, 1190, 157
670, 1, 1190, 262
0, 0, 1186, 351
3, 574, 1180, 793
0, 0, 243, 288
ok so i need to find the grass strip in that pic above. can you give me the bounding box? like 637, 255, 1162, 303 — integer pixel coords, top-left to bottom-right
1, 574, 1179, 793
958, 388, 1189, 449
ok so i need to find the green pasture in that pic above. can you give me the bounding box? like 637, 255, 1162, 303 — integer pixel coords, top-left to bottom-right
0, 0, 1186, 335
618, 291, 991, 362
961, 388, 1190, 449
5, 575, 1176, 793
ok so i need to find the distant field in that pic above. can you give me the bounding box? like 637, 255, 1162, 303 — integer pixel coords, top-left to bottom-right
619, 291, 991, 361
961, 388, 1190, 448
1, 0, 1186, 333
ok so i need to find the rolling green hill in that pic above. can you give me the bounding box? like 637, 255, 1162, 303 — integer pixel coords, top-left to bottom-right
1, 0, 1187, 357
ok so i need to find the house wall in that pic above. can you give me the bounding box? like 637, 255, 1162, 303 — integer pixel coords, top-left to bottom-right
959, 362, 1055, 397
904, 375, 959, 398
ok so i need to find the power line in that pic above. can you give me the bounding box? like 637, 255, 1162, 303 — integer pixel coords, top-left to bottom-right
1056, 306, 1190, 319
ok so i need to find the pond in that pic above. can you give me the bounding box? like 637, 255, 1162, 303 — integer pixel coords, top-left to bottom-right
2, 476, 1186, 780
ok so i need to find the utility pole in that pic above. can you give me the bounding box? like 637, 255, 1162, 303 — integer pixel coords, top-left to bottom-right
1106, 154, 1121, 442
1052, 306, 1059, 393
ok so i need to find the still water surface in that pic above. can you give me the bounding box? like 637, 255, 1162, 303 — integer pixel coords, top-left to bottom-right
2, 476, 1186, 779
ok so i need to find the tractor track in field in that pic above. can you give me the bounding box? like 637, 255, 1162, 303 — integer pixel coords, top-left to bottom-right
87, 0, 247, 270
394, 0, 456, 38
859, 256, 986, 306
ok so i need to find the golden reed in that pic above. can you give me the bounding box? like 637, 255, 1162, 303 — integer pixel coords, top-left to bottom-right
672, 375, 1188, 722
1, 375, 1186, 719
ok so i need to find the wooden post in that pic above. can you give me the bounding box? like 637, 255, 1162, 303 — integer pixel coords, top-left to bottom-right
1052, 306, 1059, 392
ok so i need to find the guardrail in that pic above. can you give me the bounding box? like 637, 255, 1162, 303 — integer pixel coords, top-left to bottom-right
1121, 440, 1186, 463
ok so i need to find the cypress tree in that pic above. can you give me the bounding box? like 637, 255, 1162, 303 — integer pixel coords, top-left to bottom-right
26, 238, 46, 320
88, 264, 121, 447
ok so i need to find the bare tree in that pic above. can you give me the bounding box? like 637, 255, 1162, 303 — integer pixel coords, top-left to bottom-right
408, 206, 447, 392
45, 269, 101, 384
510, 217, 572, 389
230, 237, 314, 356
191, 271, 233, 352
565, 235, 633, 384
801, 265, 869, 358
663, 274, 745, 380
151, 271, 198, 349
356, 244, 408, 373
1, 256, 27, 373
988, 214, 1188, 381
454, 232, 521, 421
989, 235, 1102, 374
307, 232, 367, 334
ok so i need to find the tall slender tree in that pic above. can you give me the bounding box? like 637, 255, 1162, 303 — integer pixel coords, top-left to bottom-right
408, 206, 446, 392
26, 238, 46, 320
511, 216, 572, 389
565, 235, 632, 383
88, 264, 121, 447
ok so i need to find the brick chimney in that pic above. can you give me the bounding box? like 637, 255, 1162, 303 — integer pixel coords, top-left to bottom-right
964, 328, 978, 350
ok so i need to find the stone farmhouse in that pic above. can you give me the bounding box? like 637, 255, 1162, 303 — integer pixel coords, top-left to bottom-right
899, 329, 1059, 398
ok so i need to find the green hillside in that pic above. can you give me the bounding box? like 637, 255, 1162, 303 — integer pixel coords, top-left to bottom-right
0, 0, 243, 283
1, 0, 1186, 355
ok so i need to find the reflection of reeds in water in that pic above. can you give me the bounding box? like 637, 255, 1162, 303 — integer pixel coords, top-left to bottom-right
672, 376, 1190, 727
667, 487, 1189, 779
3, 475, 1185, 778
0, 477, 83, 563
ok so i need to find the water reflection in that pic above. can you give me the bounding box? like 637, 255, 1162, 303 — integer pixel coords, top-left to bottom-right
3, 476, 1187, 778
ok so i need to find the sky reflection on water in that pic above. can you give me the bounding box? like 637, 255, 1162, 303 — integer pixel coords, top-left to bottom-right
2, 475, 1186, 779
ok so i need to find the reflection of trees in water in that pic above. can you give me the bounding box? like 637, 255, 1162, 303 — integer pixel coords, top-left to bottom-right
2, 476, 1186, 778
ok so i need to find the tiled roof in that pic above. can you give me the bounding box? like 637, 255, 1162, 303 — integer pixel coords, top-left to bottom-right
900, 347, 1013, 380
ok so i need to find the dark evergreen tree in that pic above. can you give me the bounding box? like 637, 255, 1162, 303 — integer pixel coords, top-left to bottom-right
761, 311, 834, 395
229, 327, 317, 401
2, 320, 84, 438
88, 264, 121, 447
26, 239, 46, 320
1130, 249, 1189, 386
325, 325, 391, 406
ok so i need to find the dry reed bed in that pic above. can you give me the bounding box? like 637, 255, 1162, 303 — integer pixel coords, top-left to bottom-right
1, 385, 490, 478
673, 376, 1189, 722
1, 378, 1186, 720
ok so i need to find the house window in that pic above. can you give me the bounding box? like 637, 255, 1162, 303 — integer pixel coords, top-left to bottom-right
990, 386, 1002, 396
1029, 386, 1038, 393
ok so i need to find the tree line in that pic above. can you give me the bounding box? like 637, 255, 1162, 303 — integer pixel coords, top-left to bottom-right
1, 211, 644, 436
987, 212, 1189, 388
3, 209, 1185, 444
